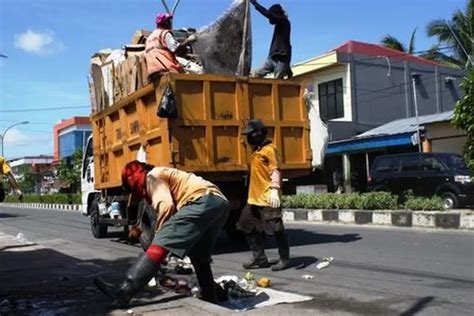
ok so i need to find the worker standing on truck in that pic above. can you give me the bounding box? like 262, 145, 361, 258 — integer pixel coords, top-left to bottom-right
0, 156, 22, 202
250, 0, 292, 79
237, 119, 290, 271
95, 161, 230, 307
145, 13, 196, 81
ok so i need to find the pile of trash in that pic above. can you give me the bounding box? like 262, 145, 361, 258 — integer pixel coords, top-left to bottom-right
88, 0, 252, 113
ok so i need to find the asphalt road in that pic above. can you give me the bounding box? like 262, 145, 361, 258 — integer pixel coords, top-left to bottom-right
1, 205, 473, 315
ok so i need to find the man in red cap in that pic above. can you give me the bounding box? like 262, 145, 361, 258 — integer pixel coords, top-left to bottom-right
95, 161, 229, 307
145, 13, 196, 80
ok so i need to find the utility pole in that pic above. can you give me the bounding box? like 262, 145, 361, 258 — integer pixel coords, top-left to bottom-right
411, 74, 422, 153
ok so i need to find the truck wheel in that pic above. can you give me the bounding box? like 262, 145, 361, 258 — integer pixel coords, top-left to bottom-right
90, 199, 108, 238
138, 200, 156, 251
441, 192, 458, 209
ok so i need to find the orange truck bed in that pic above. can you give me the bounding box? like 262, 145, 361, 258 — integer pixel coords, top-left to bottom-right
91, 73, 311, 190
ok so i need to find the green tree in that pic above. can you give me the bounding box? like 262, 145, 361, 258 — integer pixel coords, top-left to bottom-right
425, 0, 473, 68
452, 69, 474, 171
58, 149, 83, 193
18, 165, 37, 194
381, 28, 418, 54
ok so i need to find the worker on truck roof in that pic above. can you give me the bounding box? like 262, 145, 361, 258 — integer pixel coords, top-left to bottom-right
237, 119, 291, 271
145, 13, 196, 81
0, 156, 22, 202
95, 161, 230, 307
250, 0, 293, 79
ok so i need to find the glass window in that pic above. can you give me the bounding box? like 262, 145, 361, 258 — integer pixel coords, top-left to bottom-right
318, 78, 344, 120
375, 158, 396, 173
439, 154, 468, 170
420, 156, 445, 171
400, 155, 420, 171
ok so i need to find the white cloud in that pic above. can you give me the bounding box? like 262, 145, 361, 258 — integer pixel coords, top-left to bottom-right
3, 128, 33, 146
14, 29, 64, 56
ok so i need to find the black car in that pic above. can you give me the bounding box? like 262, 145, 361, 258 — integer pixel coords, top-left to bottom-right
368, 153, 474, 209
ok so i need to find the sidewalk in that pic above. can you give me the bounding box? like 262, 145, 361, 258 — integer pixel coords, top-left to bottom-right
283, 208, 474, 230
0, 231, 314, 316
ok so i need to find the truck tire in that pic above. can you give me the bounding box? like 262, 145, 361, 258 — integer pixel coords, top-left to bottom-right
138, 199, 156, 251
441, 192, 458, 209
90, 198, 108, 238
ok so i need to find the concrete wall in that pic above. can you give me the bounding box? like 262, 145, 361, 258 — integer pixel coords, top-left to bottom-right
334, 53, 465, 141
425, 121, 467, 155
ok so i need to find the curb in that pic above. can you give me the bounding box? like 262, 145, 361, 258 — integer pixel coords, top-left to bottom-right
1, 203, 82, 212
283, 209, 474, 230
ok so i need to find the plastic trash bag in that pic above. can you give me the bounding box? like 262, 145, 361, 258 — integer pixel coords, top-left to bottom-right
157, 84, 178, 118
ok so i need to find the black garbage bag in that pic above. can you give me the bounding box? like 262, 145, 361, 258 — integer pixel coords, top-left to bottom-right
157, 84, 178, 118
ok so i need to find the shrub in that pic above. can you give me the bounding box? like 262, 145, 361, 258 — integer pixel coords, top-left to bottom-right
403, 196, 444, 211
4, 194, 81, 205
358, 192, 398, 210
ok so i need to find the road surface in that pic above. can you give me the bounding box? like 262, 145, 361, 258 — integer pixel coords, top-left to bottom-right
1, 205, 473, 315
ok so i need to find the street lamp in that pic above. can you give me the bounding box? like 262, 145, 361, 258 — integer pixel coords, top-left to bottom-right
0, 121, 30, 157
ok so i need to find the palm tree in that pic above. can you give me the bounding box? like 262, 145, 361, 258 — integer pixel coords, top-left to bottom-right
425, 0, 473, 68
381, 28, 418, 54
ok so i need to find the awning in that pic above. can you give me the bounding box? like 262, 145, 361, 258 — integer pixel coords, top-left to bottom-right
327, 132, 415, 155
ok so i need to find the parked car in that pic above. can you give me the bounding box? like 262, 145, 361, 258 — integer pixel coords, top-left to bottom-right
368, 153, 473, 209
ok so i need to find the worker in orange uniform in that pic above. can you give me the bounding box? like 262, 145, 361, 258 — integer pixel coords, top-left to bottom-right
145, 13, 196, 81
0, 156, 22, 202
238, 119, 290, 271
94, 161, 229, 307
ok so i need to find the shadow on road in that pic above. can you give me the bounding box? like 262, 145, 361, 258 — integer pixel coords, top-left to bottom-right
0, 246, 184, 315
400, 296, 436, 316
0, 213, 23, 219
214, 228, 362, 255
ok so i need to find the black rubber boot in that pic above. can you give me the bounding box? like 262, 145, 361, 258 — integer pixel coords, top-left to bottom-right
271, 231, 290, 271
242, 232, 271, 269
190, 257, 218, 304
94, 253, 159, 308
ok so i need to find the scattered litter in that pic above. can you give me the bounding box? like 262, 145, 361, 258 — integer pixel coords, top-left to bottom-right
191, 286, 200, 297
147, 277, 157, 287
316, 257, 334, 270
15, 233, 29, 244
216, 275, 239, 284
256, 277, 271, 288
222, 280, 255, 298
244, 272, 254, 281
301, 274, 314, 280
0, 299, 11, 307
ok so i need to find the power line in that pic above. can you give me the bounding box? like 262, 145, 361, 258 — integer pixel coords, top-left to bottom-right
0, 105, 89, 113
294, 46, 455, 66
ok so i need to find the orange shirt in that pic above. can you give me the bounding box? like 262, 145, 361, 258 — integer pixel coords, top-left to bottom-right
248, 143, 281, 206
146, 167, 226, 230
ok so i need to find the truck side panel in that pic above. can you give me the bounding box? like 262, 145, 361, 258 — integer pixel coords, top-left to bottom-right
92, 73, 311, 190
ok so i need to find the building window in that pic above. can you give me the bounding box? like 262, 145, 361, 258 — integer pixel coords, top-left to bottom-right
318, 78, 344, 120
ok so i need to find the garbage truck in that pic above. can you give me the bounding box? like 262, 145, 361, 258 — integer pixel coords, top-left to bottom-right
81, 72, 312, 246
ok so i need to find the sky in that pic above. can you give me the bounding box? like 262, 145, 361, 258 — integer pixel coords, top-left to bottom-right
0, 0, 468, 159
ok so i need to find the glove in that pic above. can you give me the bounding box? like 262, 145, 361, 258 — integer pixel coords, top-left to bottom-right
15, 189, 23, 202
269, 188, 281, 208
